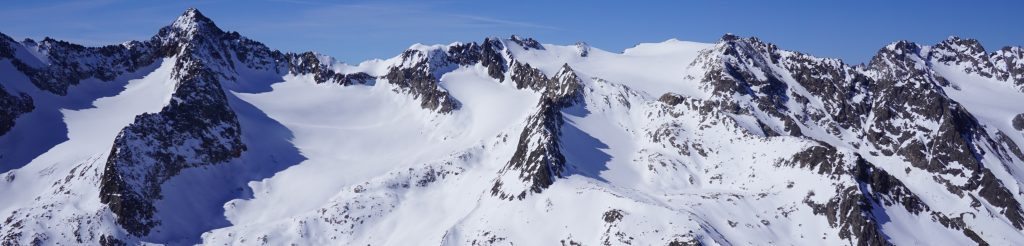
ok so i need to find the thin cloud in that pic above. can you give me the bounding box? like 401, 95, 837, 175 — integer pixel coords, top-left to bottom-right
0, 0, 118, 18
239, 2, 557, 33
451, 14, 558, 30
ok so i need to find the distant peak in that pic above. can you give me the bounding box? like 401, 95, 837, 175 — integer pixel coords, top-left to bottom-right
177, 8, 210, 23
882, 40, 921, 52
168, 7, 221, 37
721, 33, 740, 42
180, 7, 207, 21
937, 35, 984, 51
718, 33, 769, 46
940, 35, 979, 45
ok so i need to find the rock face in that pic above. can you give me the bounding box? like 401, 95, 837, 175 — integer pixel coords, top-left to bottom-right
382, 49, 462, 113
286, 52, 373, 85
0, 85, 33, 136
98, 8, 250, 236
3, 8, 1024, 246
0, 34, 161, 96
99, 55, 245, 236
492, 65, 583, 200
686, 34, 1024, 244
1014, 114, 1024, 131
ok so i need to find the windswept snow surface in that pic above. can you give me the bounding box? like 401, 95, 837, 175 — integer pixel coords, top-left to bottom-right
223, 65, 539, 227
510, 39, 713, 98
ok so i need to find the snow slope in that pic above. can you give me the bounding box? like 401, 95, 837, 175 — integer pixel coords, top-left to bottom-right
2, 8, 1024, 246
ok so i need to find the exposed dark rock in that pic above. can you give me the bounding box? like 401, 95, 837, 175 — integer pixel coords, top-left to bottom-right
492, 65, 582, 200
98, 235, 126, 246
782, 53, 872, 132
285, 52, 373, 85
1013, 114, 1024, 131
968, 170, 1024, 229
694, 36, 807, 137
100, 51, 245, 236
8, 38, 162, 96
510, 60, 548, 91
480, 38, 508, 81
803, 185, 890, 246
543, 64, 584, 105
866, 40, 1024, 229
791, 146, 928, 246
932, 36, 998, 78
783, 144, 845, 178
990, 46, 1024, 89
0, 85, 34, 136
854, 156, 930, 215
0, 33, 16, 58
658, 93, 686, 106
602, 209, 624, 223
510, 35, 543, 50
383, 53, 460, 113
962, 228, 988, 245
445, 42, 482, 66
99, 8, 248, 236
668, 238, 703, 246
444, 38, 507, 81
490, 98, 569, 200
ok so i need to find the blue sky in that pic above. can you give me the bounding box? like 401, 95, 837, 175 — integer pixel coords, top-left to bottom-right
1, 0, 1021, 64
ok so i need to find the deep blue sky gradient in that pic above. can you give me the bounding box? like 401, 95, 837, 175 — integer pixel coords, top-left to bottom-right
1, 0, 1021, 64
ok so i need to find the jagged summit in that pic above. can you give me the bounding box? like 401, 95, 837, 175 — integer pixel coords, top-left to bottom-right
152, 7, 229, 51
720, 32, 740, 42
169, 8, 221, 36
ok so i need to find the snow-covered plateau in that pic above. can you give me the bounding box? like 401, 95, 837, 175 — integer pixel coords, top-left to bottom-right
2, 8, 1024, 246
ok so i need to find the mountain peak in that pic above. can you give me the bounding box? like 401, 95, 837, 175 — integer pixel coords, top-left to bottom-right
877, 40, 923, 57
935, 35, 986, 54
720, 33, 740, 42
176, 7, 211, 24
164, 7, 222, 39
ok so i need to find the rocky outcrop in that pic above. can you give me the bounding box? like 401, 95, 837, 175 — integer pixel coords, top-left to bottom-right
492, 65, 582, 200
445, 38, 507, 81
3, 36, 161, 96
382, 35, 560, 113
930, 36, 1024, 91
285, 52, 373, 85
509, 60, 548, 91
383, 49, 461, 113
690, 34, 1024, 244
99, 8, 248, 236
0, 85, 33, 136
991, 46, 1024, 90
932, 37, 999, 78
691, 35, 809, 137
1014, 114, 1024, 131
797, 151, 928, 246
100, 50, 245, 237
510, 35, 544, 50
867, 40, 1024, 229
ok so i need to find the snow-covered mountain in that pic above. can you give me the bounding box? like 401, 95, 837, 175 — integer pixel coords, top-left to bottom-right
2, 8, 1024, 245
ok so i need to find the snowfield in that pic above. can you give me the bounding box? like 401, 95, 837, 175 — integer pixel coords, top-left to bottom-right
2, 8, 1024, 246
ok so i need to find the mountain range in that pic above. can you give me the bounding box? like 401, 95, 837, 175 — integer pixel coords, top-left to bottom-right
2, 8, 1024, 245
